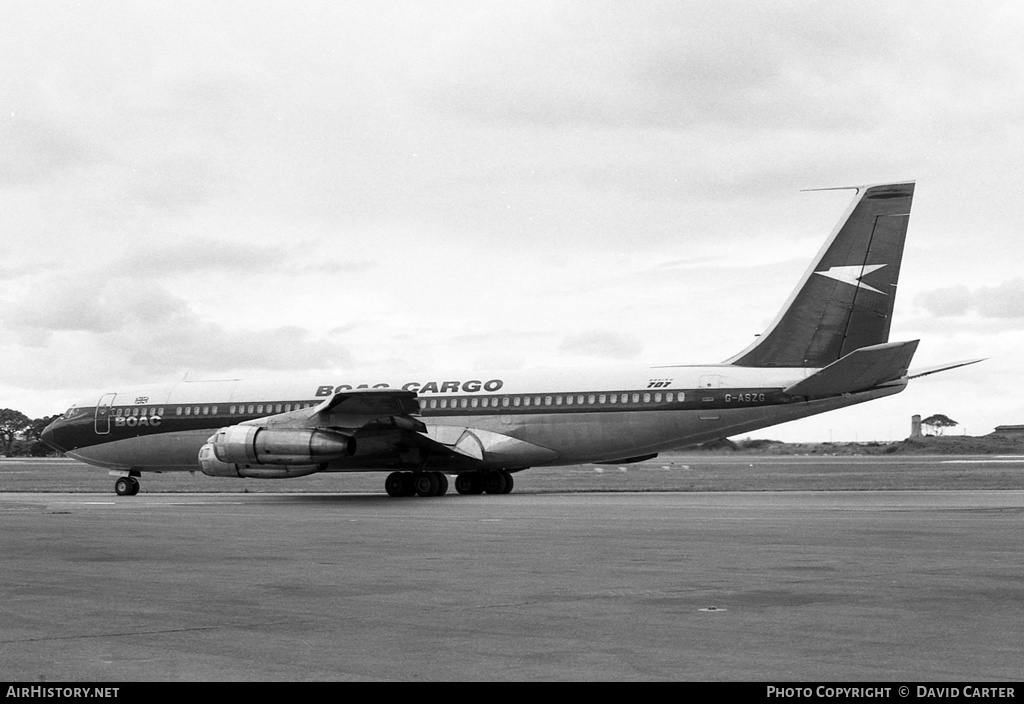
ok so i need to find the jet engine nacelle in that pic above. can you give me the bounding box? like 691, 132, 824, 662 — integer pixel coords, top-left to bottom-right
198, 443, 323, 479
206, 425, 357, 466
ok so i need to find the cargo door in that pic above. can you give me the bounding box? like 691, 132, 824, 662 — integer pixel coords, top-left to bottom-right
698, 374, 723, 421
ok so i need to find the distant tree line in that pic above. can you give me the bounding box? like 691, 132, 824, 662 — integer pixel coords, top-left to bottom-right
0, 409, 61, 457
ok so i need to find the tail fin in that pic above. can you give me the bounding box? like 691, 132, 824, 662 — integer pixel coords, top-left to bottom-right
727, 181, 915, 368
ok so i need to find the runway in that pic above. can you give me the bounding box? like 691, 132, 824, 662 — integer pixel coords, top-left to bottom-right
2, 487, 1022, 681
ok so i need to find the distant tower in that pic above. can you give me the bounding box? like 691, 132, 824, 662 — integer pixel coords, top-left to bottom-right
911, 414, 922, 438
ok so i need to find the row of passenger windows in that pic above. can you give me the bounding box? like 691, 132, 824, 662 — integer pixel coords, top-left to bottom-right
176, 403, 317, 416
114, 407, 164, 417
112, 392, 684, 419
112, 403, 316, 417
419, 391, 683, 410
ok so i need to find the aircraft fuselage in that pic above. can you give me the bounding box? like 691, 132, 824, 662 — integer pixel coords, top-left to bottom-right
45, 363, 905, 473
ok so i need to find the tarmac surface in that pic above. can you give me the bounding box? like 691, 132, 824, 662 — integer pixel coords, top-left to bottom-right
2, 468, 1023, 681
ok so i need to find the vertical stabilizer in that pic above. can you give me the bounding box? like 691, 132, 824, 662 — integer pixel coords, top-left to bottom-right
727, 181, 914, 368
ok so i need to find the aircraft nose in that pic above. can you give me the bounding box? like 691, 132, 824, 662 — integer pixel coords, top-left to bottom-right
41, 418, 63, 452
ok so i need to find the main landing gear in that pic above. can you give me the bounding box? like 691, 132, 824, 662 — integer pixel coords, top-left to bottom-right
385, 471, 449, 497
455, 470, 514, 495
114, 476, 140, 496
384, 470, 514, 497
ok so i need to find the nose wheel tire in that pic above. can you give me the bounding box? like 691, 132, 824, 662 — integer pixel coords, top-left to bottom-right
114, 477, 140, 496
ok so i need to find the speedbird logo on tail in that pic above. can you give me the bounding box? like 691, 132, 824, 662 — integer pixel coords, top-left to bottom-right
814, 264, 888, 294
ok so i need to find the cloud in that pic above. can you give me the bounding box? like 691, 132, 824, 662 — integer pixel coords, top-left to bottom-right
126, 322, 354, 375
127, 156, 232, 213
917, 279, 1024, 319
560, 330, 643, 360
4, 278, 192, 335
0, 112, 101, 186
110, 238, 376, 280
408, 2, 1008, 136
915, 285, 974, 318
113, 240, 295, 278
1, 277, 354, 382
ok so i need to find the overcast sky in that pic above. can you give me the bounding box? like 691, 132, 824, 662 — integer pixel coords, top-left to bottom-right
2, 1, 1022, 441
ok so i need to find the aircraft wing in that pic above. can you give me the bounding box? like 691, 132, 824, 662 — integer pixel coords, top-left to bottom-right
246, 388, 426, 433
783, 340, 920, 397
242, 388, 556, 466
307, 388, 424, 431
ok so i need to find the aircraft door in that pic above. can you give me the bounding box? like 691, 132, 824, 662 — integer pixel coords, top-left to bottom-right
95, 393, 116, 435
698, 375, 723, 421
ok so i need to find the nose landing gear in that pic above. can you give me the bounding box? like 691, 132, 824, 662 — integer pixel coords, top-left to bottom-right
114, 475, 140, 496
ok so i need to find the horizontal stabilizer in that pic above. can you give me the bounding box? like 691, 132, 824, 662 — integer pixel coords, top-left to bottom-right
783, 340, 919, 397
908, 358, 985, 379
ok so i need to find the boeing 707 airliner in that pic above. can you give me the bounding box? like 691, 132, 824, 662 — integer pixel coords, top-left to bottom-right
41, 181, 979, 497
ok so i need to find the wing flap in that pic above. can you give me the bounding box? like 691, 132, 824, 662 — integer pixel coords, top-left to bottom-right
783, 340, 919, 397
421, 426, 559, 465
